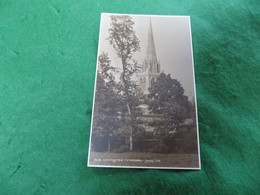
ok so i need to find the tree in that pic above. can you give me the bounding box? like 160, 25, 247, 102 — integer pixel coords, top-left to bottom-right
108, 15, 141, 151
92, 52, 123, 152
148, 73, 190, 135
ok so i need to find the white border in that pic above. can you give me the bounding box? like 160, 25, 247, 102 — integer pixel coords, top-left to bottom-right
188, 16, 201, 170
87, 13, 201, 170
87, 13, 104, 167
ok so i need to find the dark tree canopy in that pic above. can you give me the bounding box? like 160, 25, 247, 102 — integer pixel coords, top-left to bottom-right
92, 52, 124, 152
148, 73, 190, 134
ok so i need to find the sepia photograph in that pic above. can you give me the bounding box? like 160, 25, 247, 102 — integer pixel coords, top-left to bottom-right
88, 13, 200, 169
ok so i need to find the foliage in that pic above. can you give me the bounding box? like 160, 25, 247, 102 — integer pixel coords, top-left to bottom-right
91, 52, 124, 152
108, 15, 142, 150
108, 15, 140, 70
148, 73, 191, 134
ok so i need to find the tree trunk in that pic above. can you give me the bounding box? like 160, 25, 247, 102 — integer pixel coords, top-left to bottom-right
108, 136, 111, 152
121, 58, 133, 151
126, 102, 133, 151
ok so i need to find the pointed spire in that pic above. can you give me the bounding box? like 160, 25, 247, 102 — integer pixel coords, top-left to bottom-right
145, 18, 158, 66
137, 18, 160, 94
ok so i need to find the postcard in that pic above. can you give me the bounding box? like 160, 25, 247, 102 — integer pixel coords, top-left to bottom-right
88, 13, 200, 169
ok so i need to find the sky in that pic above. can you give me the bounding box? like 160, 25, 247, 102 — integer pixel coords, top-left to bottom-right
98, 13, 196, 98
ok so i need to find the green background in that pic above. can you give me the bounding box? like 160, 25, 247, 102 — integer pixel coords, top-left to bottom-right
0, 0, 259, 194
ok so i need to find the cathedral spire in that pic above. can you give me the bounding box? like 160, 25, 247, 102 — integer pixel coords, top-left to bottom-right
137, 18, 160, 94
145, 18, 158, 65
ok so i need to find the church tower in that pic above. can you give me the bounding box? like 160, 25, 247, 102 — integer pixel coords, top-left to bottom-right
137, 18, 160, 94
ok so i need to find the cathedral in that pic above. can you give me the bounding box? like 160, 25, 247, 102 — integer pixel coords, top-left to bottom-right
137, 19, 160, 94
136, 19, 162, 132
